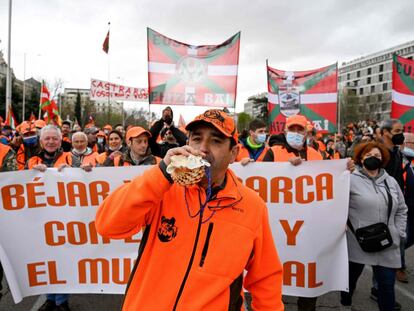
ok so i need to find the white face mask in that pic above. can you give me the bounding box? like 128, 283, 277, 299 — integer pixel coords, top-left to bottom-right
403, 146, 414, 158
256, 133, 267, 144
286, 132, 305, 149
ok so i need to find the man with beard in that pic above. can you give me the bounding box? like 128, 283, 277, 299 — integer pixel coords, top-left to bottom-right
61, 121, 72, 152
96, 109, 283, 310
113, 126, 159, 166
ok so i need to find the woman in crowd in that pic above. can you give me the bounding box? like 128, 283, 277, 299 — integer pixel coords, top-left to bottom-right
96, 130, 125, 166
341, 142, 407, 311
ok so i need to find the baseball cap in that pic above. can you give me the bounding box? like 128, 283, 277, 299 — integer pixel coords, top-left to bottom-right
19, 121, 36, 135
126, 126, 151, 141
286, 115, 307, 130
186, 109, 238, 143
34, 119, 46, 129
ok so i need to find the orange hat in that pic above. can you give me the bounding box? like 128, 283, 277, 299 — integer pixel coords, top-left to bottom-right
186, 109, 238, 143
34, 119, 46, 129
19, 121, 36, 135
126, 126, 151, 141
96, 130, 106, 138
285, 115, 307, 130
103, 124, 112, 131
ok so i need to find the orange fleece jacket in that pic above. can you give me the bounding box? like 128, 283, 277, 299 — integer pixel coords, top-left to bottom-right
96, 164, 283, 311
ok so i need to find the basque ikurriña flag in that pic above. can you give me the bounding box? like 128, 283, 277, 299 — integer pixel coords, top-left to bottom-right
267, 63, 338, 134
147, 28, 240, 107
392, 54, 414, 132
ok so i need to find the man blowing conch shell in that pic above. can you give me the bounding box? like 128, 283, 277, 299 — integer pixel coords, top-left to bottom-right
95, 109, 284, 311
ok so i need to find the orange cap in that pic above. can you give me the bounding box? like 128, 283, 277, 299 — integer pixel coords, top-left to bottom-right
34, 119, 46, 129
285, 115, 307, 130
126, 126, 151, 141
103, 124, 112, 131
19, 121, 36, 135
186, 109, 238, 143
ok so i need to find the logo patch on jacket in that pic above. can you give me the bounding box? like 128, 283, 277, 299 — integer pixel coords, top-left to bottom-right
157, 216, 178, 242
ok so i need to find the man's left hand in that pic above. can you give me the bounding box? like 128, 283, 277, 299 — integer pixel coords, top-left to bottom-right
346, 158, 355, 172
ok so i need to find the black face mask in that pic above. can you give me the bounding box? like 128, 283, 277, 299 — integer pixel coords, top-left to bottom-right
391, 133, 405, 145
363, 157, 382, 171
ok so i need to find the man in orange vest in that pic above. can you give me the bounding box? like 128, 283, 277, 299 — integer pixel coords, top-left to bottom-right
0, 142, 17, 302
264, 115, 323, 163
61, 121, 72, 152
236, 118, 269, 165
96, 109, 283, 310
26, 125, 71, 171
113, 126, 159, 166
263, 114, 354, 311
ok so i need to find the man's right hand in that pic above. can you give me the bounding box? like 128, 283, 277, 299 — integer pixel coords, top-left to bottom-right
163, 146, 206, 166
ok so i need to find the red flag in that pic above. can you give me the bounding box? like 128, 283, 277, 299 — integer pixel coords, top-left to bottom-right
29, 112, 36, 122
5, 104, 18, 129
103, 31, 109, 54
40, 82, 62, 126
178, 114, 186, 128
267, 62, 338, 134
147, 28, 240, 107
391, 54, 414, 132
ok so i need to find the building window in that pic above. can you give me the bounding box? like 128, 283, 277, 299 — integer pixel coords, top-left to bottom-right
379, 64, 384, 72
359, 88, 364, 95
353, 80, 359, 87
347, 73, 350, 80
379, 74, 383, 82
367, 77, 371, 84
378, 94, 383, 101
357, 71, 361, 78
367, 67, 372, 75
346, 82, 350, 87
371, 85, 375, 93
383, 83, 388, 91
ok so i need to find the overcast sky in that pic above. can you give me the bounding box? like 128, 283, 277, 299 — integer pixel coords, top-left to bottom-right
0, 0, 413, 121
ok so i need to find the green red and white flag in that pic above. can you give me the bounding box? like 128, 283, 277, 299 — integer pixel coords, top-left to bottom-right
392, 54, 414, 132
40, 82, 61, 126
5, 104, 18, 129
267, 62, 338, 134
147, 28, 240, 107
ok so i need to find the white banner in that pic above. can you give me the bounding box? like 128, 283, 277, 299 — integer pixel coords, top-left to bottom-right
0, 161, 349, 303
90, 78, 148, 102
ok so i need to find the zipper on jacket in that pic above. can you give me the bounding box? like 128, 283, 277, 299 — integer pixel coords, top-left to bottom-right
172, 208, 204, 311
199, 222, 214, 267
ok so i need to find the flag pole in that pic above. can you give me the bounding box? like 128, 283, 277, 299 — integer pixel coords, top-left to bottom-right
5, 0, 12, 119
336, 62, 340, 134
107, 22, 111, 125
38, 81, 42, 119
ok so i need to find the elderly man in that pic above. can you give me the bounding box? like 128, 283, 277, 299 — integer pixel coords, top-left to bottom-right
70, 131, 99, 170
26, 125, 71, 171
96, 109, 283, 310
113, 126, 159, 166
26, 125, 72, 310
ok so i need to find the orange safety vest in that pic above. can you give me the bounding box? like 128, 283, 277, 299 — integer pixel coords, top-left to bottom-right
270, 145, 323, 162
96, 152, 108, 166
16, 144, 26, 170
27, 152, 72, 169
235, 143, 269, 162
0, 144, 11, 168
72, 151, 99, 167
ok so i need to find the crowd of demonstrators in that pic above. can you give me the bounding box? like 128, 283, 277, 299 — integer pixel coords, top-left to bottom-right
0, 109, 413, 311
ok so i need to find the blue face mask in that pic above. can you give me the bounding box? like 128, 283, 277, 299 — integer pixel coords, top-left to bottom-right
403, 147, 414, 158
286, 132, 305, 149
23, 135, 38, 146
256, 133, 267, 144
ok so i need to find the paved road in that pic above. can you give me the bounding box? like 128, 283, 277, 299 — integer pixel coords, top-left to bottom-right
1, 247, 413, 310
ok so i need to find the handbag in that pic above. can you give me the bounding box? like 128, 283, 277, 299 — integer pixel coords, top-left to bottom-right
347, 179, 393, 253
